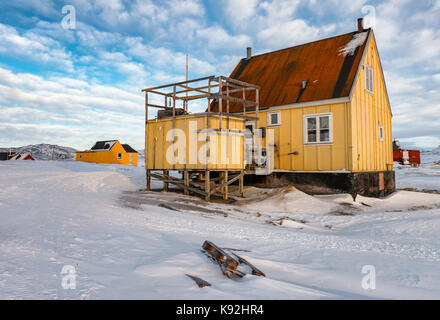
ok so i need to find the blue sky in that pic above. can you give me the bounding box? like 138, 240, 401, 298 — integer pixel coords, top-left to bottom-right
0, 0, 439, 151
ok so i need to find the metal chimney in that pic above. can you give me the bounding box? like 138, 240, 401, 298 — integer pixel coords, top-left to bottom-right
246, 47, 252, 59
357, 18, 364, 32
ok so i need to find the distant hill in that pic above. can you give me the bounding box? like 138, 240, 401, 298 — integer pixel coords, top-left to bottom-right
420, 145, 440, 164
0, 144, 77, 160
431, 145, 440, 154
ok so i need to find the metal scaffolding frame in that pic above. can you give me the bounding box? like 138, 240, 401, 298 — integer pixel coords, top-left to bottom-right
142, 76, 260, 201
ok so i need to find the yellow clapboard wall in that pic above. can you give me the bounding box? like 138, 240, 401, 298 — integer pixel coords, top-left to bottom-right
146, 114, 245, 170
247, 101, 350, 172
349, 34, 393, 172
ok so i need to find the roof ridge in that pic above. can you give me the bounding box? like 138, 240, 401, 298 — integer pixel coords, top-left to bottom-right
246, 29, 371, 61
220, 28, 373, 111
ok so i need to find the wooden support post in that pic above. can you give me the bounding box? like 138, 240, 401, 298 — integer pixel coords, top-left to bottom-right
242, 88, 246, 116
150, 172, 207, 197
146, 170, 151, 191
219, 78, 223, 130
239, 170, 244, 198
145, 92, 149, 185
163, 170, 169, 192
205, 170, 210, 201
172, 86, 176, 171
255, 88, 259, 130
184, 170, 189, 196
226, 81, 230, 161
223, 171, 229, 200
206, 79, 211, 170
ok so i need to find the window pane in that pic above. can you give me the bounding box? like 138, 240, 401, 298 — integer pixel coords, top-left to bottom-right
320, 129, 329, 142
367, 68, 370, 90
307, 117, 316, 130
370, 68, 373, 92
319, 116, 329, 129
308, 131, 317, 142
271, 113, 278, 125
366, 67, 370, 90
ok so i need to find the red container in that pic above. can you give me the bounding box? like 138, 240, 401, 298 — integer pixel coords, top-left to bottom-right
393, 150, 421, 165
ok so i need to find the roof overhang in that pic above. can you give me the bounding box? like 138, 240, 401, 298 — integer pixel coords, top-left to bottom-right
228, 96, 350, 114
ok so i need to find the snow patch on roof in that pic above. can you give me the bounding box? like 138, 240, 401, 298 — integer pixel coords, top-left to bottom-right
339, 32, 368, 56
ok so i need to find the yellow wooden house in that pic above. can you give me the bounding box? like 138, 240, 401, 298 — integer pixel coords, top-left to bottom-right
76, 140, 138, 166
143, 18, 394, 199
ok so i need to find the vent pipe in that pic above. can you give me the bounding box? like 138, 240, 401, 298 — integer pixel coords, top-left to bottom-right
246, 47, 252, 59
357, 18, 364, 32
302, 79, 308, 90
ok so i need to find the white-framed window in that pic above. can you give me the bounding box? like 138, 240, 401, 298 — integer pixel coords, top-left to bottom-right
365, 64, 373, 94
379, 124, 384, 141
117, 152, 122, 160
304, 113, 333, 144
267, 111, 281, 127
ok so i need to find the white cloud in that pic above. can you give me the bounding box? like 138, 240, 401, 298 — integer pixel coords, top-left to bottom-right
196, 26, 251, 50
0, 66, 146, 149
257, 19, 320, 48
224, 0, 259, 29
125, 37, 216, 76
224, 0, 301, 32
0, 23, 74, 72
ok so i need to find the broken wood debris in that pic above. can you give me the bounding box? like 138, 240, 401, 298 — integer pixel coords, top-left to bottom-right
360, 202, 372, 207
185, 274, 211, 288
231, 252, 266, 277
220, 247, 251, 253
158, 203, 180, 211
202, 240, 264, 279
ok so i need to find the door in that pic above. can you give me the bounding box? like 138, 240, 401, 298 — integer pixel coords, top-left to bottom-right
245, 121, 255, 165
129, 153, 133, 165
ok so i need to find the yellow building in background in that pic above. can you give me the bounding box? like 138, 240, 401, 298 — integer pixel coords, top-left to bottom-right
76, 140, 138, 166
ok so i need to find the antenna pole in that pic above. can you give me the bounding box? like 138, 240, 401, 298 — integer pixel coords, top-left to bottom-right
185, 54, 189, 111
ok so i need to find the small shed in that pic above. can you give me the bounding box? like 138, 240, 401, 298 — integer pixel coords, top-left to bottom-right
9, 153, 35, 160
0, 152, 35, 161
0, 152, 15, 161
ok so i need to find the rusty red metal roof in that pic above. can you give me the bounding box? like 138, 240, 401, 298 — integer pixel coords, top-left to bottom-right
213, 29, 371, 112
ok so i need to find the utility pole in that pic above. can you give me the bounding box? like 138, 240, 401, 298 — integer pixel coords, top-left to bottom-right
185, 54, 189, 111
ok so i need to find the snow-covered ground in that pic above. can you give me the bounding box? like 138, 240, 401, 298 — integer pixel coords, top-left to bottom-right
0, 159, 439, 299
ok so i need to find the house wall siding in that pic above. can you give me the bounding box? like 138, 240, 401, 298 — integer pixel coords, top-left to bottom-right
145, 114, 245, 170
76, 141, 138, 166
248, 101, 350, 171
349, 33, 393, 172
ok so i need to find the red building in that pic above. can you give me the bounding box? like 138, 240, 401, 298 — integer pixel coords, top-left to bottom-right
392, 141, 420, 166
